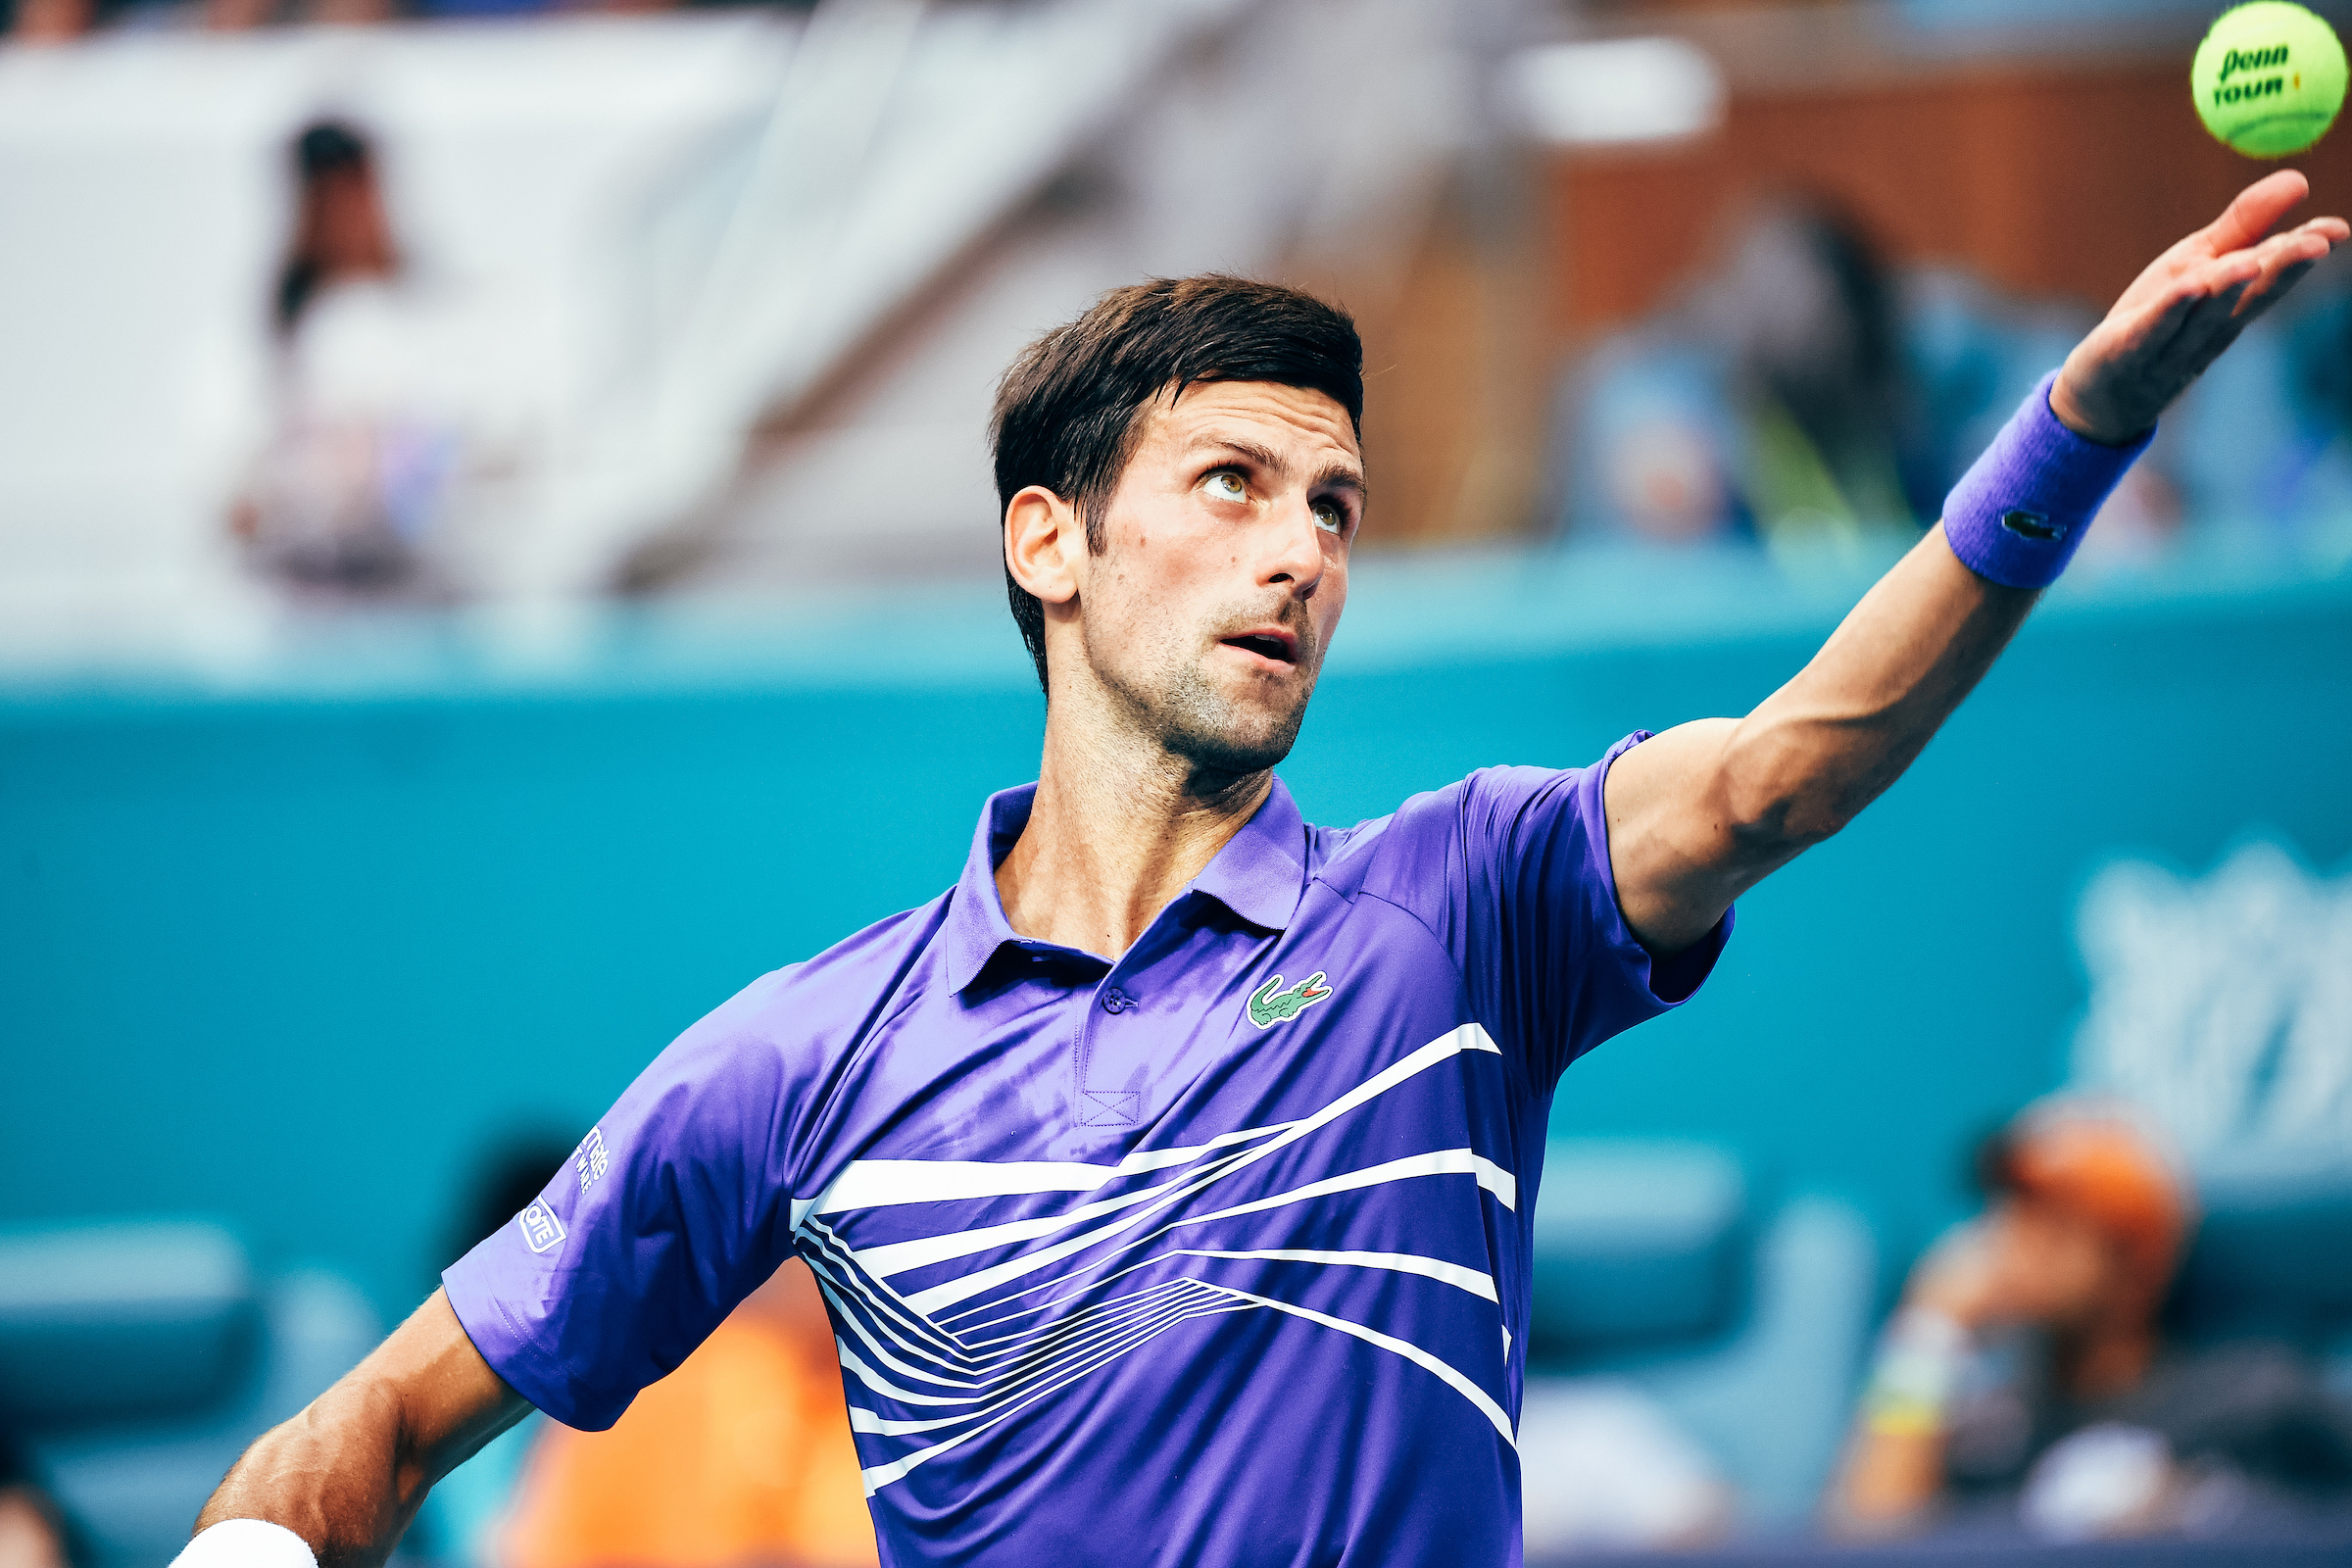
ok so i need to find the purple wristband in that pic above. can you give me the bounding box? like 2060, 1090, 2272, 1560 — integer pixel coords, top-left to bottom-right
1939, 370, 2152, 589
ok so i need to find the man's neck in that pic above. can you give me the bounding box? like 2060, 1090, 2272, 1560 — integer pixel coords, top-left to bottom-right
995, 707, 1271, 958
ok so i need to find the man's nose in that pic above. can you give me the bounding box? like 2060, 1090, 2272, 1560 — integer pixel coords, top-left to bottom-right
1261, 495, 1326, 598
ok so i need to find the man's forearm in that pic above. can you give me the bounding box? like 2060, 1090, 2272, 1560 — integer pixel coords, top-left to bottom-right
1720, 524, 2034, 850
1607, 525, 2034, 950
198, 1377, 420, 1565
192, 1291, 529, 1568
1830, 1424, 1949, 1534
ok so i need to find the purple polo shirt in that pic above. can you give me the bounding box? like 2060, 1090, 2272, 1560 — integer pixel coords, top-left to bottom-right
445, 733, 1731, 1568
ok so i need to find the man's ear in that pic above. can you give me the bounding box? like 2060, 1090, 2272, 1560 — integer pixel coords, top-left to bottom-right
1004, 485, 1083, 606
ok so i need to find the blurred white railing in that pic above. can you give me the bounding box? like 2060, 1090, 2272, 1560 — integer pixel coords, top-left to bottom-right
0, 0, 1476, 666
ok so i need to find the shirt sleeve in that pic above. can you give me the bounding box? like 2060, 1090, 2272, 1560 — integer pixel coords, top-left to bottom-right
1362, 731, 1733, 1091
441, 969, 809, 1431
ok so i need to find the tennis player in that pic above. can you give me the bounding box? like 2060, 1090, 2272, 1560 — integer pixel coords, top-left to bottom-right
182, 173, 2341, 1568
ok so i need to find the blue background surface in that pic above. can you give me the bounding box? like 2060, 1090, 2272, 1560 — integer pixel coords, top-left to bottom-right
6, 548, 2349, 1323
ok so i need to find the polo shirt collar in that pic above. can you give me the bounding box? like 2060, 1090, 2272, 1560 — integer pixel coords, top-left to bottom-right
942, 776, 1309, 995
1189, 776, 1307, 934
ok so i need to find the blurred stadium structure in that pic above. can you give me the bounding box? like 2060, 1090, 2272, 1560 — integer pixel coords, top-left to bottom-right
6, 0, 2352, 1563
3, 0, 2350, 662
0, 0, 1509, 657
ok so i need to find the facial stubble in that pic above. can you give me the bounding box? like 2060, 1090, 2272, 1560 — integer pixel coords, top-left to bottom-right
1087, 600, 1321, 784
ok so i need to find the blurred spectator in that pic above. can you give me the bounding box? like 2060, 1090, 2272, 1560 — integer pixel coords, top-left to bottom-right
1830, 1102, 2352, 1542
232, 120, 432, 592
2162, 248, 2352, 568
7, 0, 90, 42
201, 0, 276, 27
1550, 195, 2086, 564
8, 0, 701, 37
0, 1427, 76, 1568
272, 122, 399, 335
7, 0, 364, 37
496, 1258, 878, 1568
231, 117, 537, 601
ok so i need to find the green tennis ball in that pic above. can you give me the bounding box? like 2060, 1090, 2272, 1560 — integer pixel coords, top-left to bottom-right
2194, 2, 2347, 158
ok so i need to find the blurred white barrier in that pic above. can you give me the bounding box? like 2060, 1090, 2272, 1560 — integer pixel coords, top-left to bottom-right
0, 0, 1477, 663
0, 14, 793, 657
1505, 36, 1725, 148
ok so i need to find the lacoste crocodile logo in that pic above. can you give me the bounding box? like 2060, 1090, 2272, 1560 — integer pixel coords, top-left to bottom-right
1247, 971, 1334, 1029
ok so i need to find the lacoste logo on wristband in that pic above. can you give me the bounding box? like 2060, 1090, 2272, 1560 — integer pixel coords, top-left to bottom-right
1999, 509, 2068, 542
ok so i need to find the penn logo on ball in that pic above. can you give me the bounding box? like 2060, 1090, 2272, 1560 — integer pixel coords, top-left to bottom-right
2193, 1, 2348, 159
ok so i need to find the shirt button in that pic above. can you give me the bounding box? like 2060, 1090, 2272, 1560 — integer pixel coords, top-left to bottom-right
1102, 986, 1135, 1014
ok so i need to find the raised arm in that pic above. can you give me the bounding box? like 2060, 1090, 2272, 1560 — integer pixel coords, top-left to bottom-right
187, 1291, 530, 1568
1605, 172, 2346, 954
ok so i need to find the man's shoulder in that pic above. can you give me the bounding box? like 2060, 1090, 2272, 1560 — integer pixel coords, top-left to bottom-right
1306, 765, 1585, 866
714, 887, 957, 1040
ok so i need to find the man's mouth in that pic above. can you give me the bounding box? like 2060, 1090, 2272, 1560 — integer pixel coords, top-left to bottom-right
1218, 628, 1299, 668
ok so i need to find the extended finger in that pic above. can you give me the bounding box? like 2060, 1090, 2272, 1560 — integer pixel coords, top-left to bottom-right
2255, 253, 2324, 310
2235, 226, 2339, 312
2233, 253, 2328, 329
2108, 230, 2232, 315
2150, 251, 2263, 332
2215, 216, 2344, 275
2097, 249, 2252, 368
2261, 217, 2339, 255
2202, 171, 2313, 255
2190, 246, 2267, 299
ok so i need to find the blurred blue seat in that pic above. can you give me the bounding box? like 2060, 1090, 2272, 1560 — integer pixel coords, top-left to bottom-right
0, 1220, 379, 1568
1525, 1140, 1878, 1527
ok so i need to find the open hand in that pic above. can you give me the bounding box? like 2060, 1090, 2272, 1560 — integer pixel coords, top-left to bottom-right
2051, 172, 2348, 445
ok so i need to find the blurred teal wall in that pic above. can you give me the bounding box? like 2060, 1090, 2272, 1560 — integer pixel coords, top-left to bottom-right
5, 551, 2349, 1323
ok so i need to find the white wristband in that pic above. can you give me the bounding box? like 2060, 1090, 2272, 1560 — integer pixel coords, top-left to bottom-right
1862, 1305, 1973, 1435
172, 1520, 319, 1568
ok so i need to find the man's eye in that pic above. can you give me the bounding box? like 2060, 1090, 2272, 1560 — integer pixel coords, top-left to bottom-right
1312, 501, 1346, 535
1203, 471, 1247, 503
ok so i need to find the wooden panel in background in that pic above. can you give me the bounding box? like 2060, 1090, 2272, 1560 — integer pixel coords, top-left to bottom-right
1546, 62, 2352, 346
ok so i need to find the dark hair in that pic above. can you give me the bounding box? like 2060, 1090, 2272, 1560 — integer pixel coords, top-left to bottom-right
1806, 205, 1896, 383
989, 274, 1363, 693
274, 120, 375, 336
1972, 1123, 2020, 1197
296, 120, 370, 178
